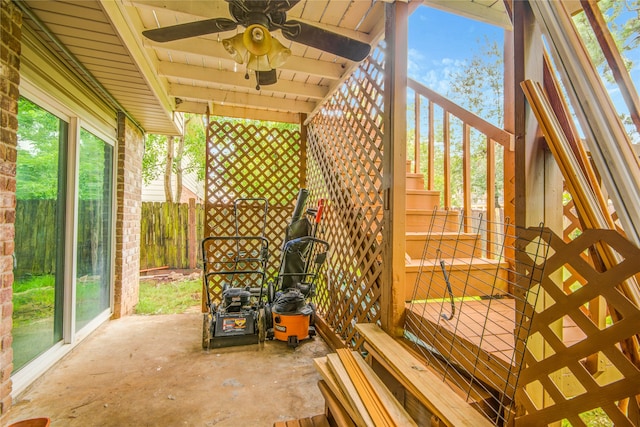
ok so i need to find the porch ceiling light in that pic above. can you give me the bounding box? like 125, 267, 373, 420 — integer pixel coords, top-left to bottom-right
222, 24, 291, 88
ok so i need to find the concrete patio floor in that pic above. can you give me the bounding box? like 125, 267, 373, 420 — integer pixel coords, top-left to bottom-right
5, 312, 330, 426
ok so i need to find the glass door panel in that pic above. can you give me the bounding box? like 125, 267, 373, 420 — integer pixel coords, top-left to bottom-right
13, 97, 67, 371
75, 129, 113, 330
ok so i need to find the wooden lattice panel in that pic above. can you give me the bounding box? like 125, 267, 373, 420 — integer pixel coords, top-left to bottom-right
516, 228, 640, 426
306, 46, 386, 347
201, 236, 268, 306
204, 119, 302, 296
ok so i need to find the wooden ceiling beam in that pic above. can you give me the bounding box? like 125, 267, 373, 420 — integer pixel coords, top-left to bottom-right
125, 0, 231, 20
157, 61, 328, 99
169, 83, 316, 113
144, 39, 346, 80
174, 100, 300, 125
208, 103, 301, 124
128, 0, 373, 43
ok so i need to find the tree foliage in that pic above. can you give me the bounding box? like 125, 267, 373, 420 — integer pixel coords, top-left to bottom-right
574, 0, 640, 83
16, 97, 63, 200
142, 113, 207, 201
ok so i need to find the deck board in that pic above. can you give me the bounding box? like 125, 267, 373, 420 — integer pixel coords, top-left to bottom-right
405, 298, 583, 393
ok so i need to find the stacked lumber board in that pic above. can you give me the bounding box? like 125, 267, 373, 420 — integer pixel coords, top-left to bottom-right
314, 349, 417, 427
273, 415, 330, 427
355, 323, 494, 427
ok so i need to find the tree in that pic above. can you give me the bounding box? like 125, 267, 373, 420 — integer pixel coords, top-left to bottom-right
16, 97, 63, 200
142, 113, 207, 202
574, 0, 640, 83
574, 0, 640, 141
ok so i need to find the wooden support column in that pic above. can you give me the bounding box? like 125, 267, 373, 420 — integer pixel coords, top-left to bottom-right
188, 198, 197, 269
381, 1, 408, 336
513, 2, 564, 422
503, 1, 516, 231
299, 113, 308, 187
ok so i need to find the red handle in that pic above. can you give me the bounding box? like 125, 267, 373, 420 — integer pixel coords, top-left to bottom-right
315, 199, 325, 224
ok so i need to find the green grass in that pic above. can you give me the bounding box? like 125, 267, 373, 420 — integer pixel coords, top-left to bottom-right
12, 275, 56, 327
135, 279, 201, 315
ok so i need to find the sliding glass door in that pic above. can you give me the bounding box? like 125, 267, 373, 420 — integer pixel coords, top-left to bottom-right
13, 96, 115, 372
13, 97, 67, 371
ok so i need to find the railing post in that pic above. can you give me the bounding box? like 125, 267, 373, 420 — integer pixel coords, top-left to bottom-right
382, 0, 408, 337
414, 92, 421, 174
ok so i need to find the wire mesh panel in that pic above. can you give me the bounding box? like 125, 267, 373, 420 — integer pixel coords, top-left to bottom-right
405, 212, 552, 425
204, 119, 303, 287
306, 46, 386, 348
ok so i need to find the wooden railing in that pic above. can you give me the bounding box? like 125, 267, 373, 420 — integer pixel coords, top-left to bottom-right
407, 78, 514, 227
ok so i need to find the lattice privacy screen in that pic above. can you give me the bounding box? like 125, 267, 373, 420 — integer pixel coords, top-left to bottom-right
516, 228, 640, 426
306, 46, 386, 347
204, 119, 302, 303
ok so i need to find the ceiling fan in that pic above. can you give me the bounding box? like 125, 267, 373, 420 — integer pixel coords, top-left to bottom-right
142, 0, 371, 89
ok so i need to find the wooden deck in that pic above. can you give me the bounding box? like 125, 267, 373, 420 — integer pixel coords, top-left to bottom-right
405, 298, 583, 396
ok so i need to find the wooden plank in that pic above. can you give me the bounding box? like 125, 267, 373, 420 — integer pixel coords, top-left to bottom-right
405, 306, 514, 392
521, 80, 640, 362
356, 323, 494, 427
580, 0, 640, 133
349, 351, 417, 426
528, 0, 640, 247
326, 354, 373, 427
336, 349, 396, 426
317, 380, 356, 427
314, 357, 362, 425
310, 414, 330, 427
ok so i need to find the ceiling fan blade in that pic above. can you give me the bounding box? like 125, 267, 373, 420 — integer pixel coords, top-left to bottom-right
143, 18, 237, 43
280, 20, 370, 62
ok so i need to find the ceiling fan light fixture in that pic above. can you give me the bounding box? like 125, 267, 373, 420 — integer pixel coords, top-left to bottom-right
243, 24, 272, 56
247, 52, 272, 72
222, 33, 245, 64
267, 38, 291, 69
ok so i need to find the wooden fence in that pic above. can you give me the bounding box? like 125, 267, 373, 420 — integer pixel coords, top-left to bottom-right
140, 200, 204, 271
14, 199, 204, 276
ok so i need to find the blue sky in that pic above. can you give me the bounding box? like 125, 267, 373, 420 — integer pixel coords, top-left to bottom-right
408, 7, 504, 96
407, 4, 640, 123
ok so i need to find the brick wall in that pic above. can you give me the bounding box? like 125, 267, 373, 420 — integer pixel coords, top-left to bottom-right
0, 0, 20, 417
113, 112, 143, 318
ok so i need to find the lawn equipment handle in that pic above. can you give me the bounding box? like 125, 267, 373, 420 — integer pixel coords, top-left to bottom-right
291, 189, 309, 223
315, 199, 325, 224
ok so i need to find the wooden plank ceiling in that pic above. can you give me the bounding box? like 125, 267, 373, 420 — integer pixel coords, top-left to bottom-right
20, 0, 511, 133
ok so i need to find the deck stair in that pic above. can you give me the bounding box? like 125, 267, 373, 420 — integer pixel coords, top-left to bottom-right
403, 173, 509, 300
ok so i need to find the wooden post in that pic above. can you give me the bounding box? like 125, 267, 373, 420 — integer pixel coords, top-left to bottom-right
381, 1, 408, 337
414, 92, 421, 174
299, 113, 308, 187
188, 198, 197, 269
514, 2, 564, 422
